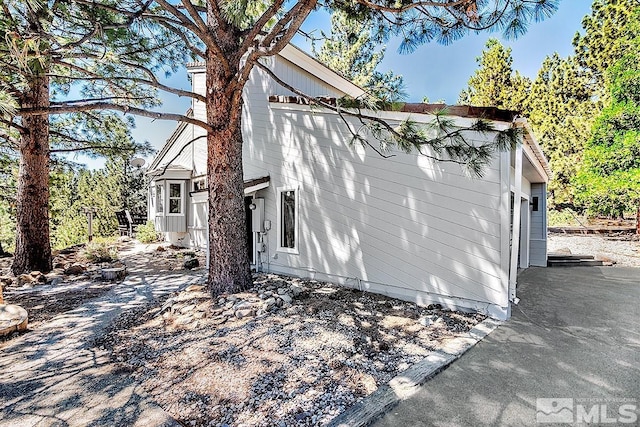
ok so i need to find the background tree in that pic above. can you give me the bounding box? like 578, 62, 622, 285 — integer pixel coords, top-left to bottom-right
458, 38, 531, 112
573, 0, 640, 91
573, 23, 640, 223
1, 0, 174, 274
526, 54, 598, 208
313, 11, 406, 102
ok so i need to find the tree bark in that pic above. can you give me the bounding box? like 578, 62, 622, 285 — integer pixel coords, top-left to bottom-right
205, 47, 252, 296
636, 205, 640, 235
12, 74, 53, 275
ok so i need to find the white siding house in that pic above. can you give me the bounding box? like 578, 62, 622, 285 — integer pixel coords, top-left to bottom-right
148, 44, 551, 320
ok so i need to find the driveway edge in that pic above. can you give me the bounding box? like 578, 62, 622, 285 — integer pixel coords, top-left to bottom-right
328, 318, 502, 427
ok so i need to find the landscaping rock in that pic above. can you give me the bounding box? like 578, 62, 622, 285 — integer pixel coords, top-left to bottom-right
0, 304, 28, 336
183, 258, 199, 270
101, 267, 127, 281
64, 264, 86, 275
235, 308, 255, 319
280, 294, 293, 304
16, 274, 34, 287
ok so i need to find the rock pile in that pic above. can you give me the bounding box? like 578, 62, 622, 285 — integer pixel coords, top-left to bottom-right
158, 274, 307, 327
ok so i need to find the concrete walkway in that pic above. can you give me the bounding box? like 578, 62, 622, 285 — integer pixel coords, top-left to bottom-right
374, 266, 640, 426
0, 245, 202, 427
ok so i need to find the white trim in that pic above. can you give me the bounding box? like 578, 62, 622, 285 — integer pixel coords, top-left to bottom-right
276, 186, 299, 255
167, 181, 185, 216
509, 146, 523, 302
244, 180, 270, 195
154, 182, 165, 216
499, 150, 511, 312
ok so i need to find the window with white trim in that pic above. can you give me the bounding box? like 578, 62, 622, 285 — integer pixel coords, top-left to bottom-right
155, 184, 164, 214
168, 182, 184, 215
277, 187, 298, 253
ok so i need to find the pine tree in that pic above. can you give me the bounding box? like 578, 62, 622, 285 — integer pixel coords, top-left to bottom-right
1, 0, 160, 274
459, 39, 531, 112
573, 0, 640, 90
314, 11, 405, 102
574, 18, 640, 222
526, 54, 599, 208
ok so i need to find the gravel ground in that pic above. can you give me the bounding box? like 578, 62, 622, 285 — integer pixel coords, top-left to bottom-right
548, 233, 640, 267
98, 274, 485, 427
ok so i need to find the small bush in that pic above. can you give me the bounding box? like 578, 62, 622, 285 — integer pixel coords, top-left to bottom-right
81, 241, 118, 263
137, 221, 159, 244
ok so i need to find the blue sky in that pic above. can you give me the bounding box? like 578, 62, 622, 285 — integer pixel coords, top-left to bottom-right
75, 0, 594, 169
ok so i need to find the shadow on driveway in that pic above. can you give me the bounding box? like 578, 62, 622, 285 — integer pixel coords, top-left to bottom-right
374, 266, 640, 426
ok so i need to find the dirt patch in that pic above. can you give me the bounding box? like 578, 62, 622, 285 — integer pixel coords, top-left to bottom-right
98, 274, 485, 427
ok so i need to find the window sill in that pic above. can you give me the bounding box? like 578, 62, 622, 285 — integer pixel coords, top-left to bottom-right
277, 247, 299, 255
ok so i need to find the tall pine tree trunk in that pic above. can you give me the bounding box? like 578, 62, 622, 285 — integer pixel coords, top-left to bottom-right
12, 74, 52, 275
205, 50, 252, 295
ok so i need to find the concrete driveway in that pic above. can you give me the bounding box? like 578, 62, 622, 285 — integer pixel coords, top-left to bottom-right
374, 266, 640, 426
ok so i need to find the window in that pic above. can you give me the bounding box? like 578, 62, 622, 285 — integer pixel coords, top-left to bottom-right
155, 184, 164, 214
193, 177, 207, 191
168, 182, 183, 214
277, 187, 298, 253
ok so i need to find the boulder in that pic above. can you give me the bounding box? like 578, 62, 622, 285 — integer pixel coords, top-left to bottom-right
0, 304, 28, 336
183, 257, 199, 270
235, 308, 255, 319
101, 267, 126, 281
16, 274, 34, 287
64, 264, 86, 275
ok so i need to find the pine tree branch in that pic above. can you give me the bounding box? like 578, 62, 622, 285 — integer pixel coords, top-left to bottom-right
51, 60, 206, 103
51, 145, 136, 153
19, 103, 213, 133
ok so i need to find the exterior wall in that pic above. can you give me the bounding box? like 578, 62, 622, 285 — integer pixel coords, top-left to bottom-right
244, 101, 509, 317
149, 51, 552, 319
529, 182, 548, 266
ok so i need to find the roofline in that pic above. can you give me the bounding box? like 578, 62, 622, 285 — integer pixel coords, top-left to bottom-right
278, 44, 365, 98
149, 109, 193, 171
514, 118, 552, 182
186, 44, 366, 98
268, 96, 519, 123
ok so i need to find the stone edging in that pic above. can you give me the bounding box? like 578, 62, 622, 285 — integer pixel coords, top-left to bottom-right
328, 318, 502, 427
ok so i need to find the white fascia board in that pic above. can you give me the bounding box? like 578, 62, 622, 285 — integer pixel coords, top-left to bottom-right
279, 44, 366, 98
244, 181, 270, 195
514, 118, 551, 182
149, 118, 190, 171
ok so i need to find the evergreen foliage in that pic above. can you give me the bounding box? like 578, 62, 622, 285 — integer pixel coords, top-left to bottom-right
314, 11, 406, 102
574, 19, 640, 218
458, 38, 531, 112
526, 54, 599, 208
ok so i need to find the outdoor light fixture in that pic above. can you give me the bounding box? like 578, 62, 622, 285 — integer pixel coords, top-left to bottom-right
249, 203, 257, 210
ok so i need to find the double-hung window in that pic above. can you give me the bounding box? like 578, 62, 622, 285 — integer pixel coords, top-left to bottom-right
155, 184, 164, 215
167, 181, 184, 215
277, 186, 298, 254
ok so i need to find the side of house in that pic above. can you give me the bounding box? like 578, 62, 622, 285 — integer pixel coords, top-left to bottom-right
148, 45, 550, 319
